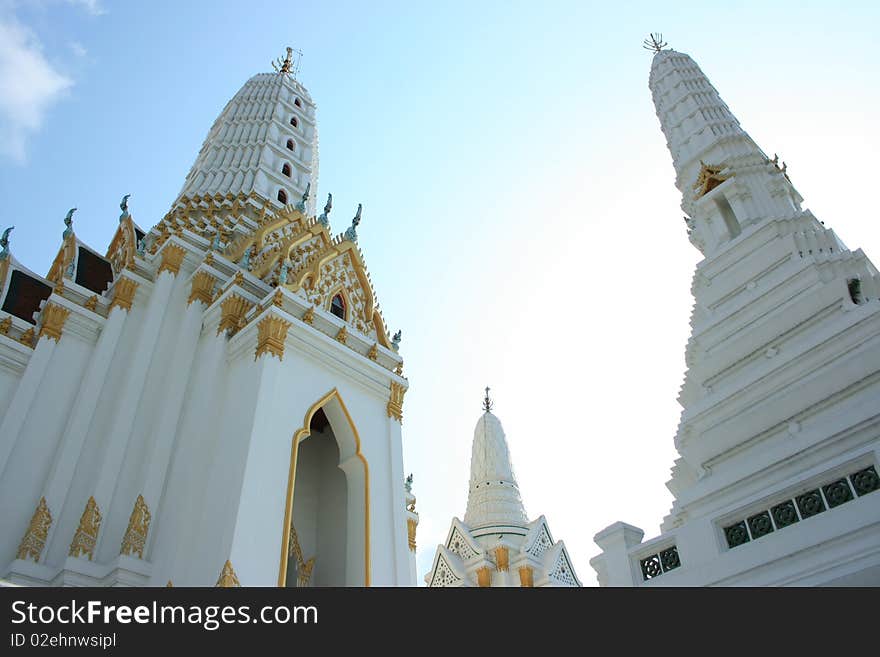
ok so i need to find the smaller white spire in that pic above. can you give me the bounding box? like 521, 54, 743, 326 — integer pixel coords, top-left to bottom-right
464, 389, 528, 529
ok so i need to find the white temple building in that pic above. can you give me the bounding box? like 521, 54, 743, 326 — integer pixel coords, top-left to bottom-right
0, 48, 418, 587
590, 38, 880, 586
425, 391, 580, 587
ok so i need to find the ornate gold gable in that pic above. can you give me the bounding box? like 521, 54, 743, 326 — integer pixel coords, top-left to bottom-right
693, 161, 731, 199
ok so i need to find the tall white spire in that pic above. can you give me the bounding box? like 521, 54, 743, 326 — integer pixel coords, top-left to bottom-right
176, 48, 319, 215
649, 46, 805, 256
463, 389, 528, 529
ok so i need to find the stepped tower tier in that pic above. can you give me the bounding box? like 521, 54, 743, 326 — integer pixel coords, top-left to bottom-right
0, 49, 413, 587
178, 70, 319, 216
591, 41, 880, 587
426, 392, 580, 587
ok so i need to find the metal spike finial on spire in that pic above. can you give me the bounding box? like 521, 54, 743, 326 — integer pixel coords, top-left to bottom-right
642, 33, 668, 53
483, 386, 494, 413
272, 46, 303, 77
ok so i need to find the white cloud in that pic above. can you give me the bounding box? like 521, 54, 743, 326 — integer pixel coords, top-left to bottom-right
65, 0, 105, 16
0, 17, 73, 162
69, 41, 87, 58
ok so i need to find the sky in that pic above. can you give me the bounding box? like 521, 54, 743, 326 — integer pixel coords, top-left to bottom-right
1, 0, 879, 586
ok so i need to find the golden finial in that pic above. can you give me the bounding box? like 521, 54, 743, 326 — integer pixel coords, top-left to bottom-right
642, 33, 668, 53
272, 46, 303, 77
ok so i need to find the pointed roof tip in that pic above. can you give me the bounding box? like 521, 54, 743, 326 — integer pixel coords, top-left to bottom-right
482, 386, 494, 413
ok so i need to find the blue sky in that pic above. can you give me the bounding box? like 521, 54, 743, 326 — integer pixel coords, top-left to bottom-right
2, 0, 879, 584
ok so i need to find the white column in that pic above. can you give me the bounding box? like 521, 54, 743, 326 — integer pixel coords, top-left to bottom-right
89, 270, 176, 557
140, 297, 205, 550
592, 522, 644, 587
386, 417, 410, 585
38, 307, 128, 558
0, 337, 58, 478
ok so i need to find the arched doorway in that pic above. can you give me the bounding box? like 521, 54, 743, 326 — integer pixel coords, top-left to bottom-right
278, 389, 370, 586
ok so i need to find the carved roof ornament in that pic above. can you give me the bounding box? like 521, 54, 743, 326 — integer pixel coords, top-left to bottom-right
0, 226, 13, 261
693, 161, 731, 199
272, 46, 303, 78
391, 329, 401, 352
318, 193, 332, 228
63, 208, 77, 239
642, 32, 668, 53
295, 182, 311, 213
344, 204, 362, 243
119, 194, 131, 222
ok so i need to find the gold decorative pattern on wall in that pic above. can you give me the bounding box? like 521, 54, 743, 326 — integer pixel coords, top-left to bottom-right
218, 294, 252, 335
519, 565, 534, 587
477, 566, 492, 587
387, 382, 406, 423
367, 343, 378, 361
693, 161, 731, 199
495, 546, 509, 572
16, 497, 52, 562
119, 494, 151, 559
407, 518, 417, 552
37, 303, 70, 343
158, 243, 186, 276
215, 560, 241, 587
0, 316, 11, 335
335, 325, 348, 344
69, 496, 102, 560
255, 315, 292, 361
110, 278, 139, 312
301, 305, 315, 325
187, 270, 217, 306
288, 525, 316, 587
83, 295, 99, 312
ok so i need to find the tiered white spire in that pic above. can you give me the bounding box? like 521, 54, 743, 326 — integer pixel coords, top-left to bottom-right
650, 47, 805, 256
177, 49, 319, 215
463, 389, 528, 529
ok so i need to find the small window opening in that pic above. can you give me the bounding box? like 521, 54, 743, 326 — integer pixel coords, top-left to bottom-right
282, 163, 292, 177
294, 98, 302, 108
286, 139, 294, 151
715, 194, 741, 239
848, 278, 864, 305
290, 116, 298, 128
330, 294, 346, 319
277, 189, 288, 204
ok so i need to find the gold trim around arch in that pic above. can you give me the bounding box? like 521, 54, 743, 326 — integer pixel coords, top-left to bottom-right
277, 388, 370, 587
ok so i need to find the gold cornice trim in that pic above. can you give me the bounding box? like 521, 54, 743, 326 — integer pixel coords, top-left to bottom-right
158, 243, 186, 276
119, 494, 151, 559
83, 295, 99, 312
188, 270, 217, 306
335, 325, 348, 344
216, 560, 241, 587
16, 496, 52, 562
19, 327, 35, 347
255, 315, 291, 361
109, 278, 139, 312
278, 388, 371, 587
367, 343, 378, 361
301, 305, 315, 325
0, 316, 11, 336
37, 303, 70, 342
69, 496, 102, 561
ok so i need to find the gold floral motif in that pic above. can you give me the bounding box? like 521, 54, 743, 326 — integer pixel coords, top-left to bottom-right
69, 496, 102, 560
367, 343, 378, 361
203, 251, 215, 266
217, 294, 252, 335
53, 280, 65, 297
407, 518, 417, 552
477, 566, 492, 587
187, 271, 217, 306
119, 495, 151, 559
495, 546, 509, 572
395, 361, 404, 376
83, 295, 99, 312
387, 382, 406, 423
335, 325, 348, 344
255, 315, 292, 361
0, 316, 12, 335
215, 560, 241, 587
110, 278, 139, 312
37, 303, 70, 343
519, 566, 534, 587
301, 305, 315, 325
16, 497, 52, 562
288, 525, 316, 587
166, 580, 173, 587
158, 243, 186, 276
271, 287, 284, 307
